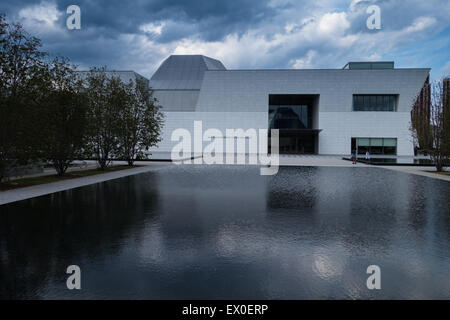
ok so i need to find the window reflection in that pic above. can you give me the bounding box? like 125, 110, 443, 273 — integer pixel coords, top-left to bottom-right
269, 105, 310, 129
353, 95, 397, 111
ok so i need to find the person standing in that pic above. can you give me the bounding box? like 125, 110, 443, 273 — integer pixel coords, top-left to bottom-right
352, 150, 357, 164
365, 150, 370, 163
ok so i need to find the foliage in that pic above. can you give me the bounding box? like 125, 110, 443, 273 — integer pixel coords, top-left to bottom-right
39, 57, 89, 175
0, 14, 164, 180
84, 68, 125, 170
0, 14, 48, 180
116, 78, 164, 165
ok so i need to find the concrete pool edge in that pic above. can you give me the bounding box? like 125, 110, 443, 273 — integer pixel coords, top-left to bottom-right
0, 163, 171, 205
376, 166, 450, 182
1, 161, 448, 206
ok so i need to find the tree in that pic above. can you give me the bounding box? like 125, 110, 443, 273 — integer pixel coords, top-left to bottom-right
411, 79, 450, 171
410, 77, 432, 152
443, 78, 450, 159
39, 57, 89, 175
84, 68, 124, 170
0, 15, 48, 181
116, 78, 164, 165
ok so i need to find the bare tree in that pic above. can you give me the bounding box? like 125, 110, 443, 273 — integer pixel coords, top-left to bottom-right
410, 76, 432, 152
411, 78, 450, 171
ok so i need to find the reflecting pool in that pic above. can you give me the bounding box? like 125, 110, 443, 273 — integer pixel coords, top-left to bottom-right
1, 165, 449, 299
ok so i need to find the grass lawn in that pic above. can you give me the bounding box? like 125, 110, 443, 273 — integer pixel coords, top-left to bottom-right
0, 165, 138, 191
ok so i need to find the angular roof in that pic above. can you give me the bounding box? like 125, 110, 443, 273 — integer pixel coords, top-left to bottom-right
150, 55, 226, 90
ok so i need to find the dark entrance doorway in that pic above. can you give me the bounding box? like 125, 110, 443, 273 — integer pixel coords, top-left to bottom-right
277, 129, 319, 154
268, 94, 320, 154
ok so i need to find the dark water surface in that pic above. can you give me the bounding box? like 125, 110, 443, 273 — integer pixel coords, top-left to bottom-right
1, 165, 449, 299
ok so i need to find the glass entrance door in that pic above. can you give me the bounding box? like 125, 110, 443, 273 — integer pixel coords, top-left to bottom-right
268, 94, 320, 154
276, 130, 317, 154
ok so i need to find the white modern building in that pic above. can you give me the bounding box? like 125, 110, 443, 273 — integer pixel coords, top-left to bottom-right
146, 55, 429, 156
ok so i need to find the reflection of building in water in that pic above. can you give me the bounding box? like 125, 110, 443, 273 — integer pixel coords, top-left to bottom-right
155, 166, 268, 245
266, 166, 318, 211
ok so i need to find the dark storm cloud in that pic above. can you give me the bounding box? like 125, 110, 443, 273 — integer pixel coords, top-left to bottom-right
1, 0, 449, 79
44, 0, 282, 41
0, 0, 285, 73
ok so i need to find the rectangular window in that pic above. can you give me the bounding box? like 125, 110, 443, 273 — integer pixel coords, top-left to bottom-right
383, 138, 396, 146
357, 138, 370, 154
377, 96, 383, 111
371, 138, 383, 146
383, 96, 390, 111
370, 138, 383, 154
364, 96, 371, 110
357, 95, 364, 111
383, 138, 397, 155
352, 138, 397, 155
357, 138, 370, 146
352, 95, 397, 111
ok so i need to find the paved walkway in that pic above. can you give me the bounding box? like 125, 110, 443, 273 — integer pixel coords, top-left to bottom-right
278, 155, 449, 181
279, 154, 365, 167
182, 154, 366, 167
378, 165, 450, 182
0, 162, 170, 205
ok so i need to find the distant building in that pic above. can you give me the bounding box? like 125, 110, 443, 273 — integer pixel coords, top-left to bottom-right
444, 78, 450, 109
147, 55, 429, 156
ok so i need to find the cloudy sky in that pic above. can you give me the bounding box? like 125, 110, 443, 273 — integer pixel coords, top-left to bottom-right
1, 0, 449, 79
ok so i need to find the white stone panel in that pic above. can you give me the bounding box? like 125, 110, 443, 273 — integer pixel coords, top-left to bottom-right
318, 112, 414, 155
150, 111, 267, 153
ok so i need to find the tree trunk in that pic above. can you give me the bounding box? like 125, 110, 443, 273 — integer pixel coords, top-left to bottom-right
436, 160, 443, 172
0, 165, 5, 183
54, 160, 68, 176
128, 159, 134, 166
98, 158, 107, 170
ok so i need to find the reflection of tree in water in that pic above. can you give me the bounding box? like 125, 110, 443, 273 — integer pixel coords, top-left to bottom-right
407, 177, 428, 232
0, 172, 160, 299
418, 178, 450, 249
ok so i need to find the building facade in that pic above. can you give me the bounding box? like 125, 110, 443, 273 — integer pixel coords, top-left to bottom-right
147, 55, 429, 156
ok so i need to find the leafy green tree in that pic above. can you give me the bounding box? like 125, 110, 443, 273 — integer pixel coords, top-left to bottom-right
116, 78, 164, 166
0, 15, 48, 181
39, 57, 89, 175
84, 68, 125, 170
